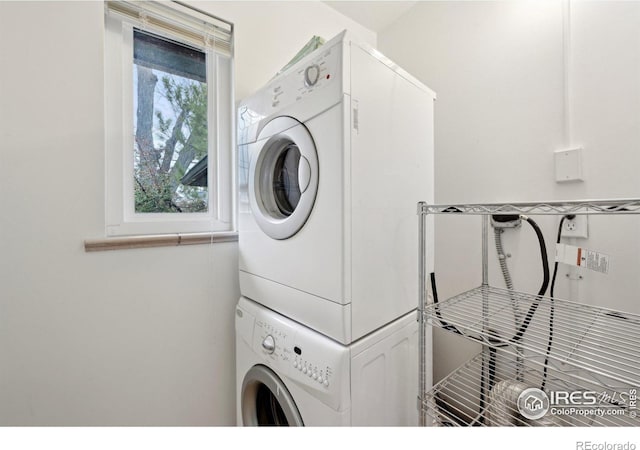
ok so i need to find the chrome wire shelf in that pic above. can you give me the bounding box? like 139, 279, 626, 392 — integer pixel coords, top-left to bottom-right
420, 198, 640, 215
424, 285, 640, 388
416, 198, 640, 426
423, 352, 639, 427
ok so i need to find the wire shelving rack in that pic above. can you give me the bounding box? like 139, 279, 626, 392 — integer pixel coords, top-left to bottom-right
417, 198, 640, 427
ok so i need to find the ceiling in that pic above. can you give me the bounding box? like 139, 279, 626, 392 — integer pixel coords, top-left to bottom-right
323, 1, 418, 33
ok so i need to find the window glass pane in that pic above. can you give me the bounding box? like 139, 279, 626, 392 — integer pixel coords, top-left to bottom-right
133, 29, 208, 213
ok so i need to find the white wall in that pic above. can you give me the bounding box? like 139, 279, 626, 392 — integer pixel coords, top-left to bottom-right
0, 0, 373, 426
379, 1, 640, 384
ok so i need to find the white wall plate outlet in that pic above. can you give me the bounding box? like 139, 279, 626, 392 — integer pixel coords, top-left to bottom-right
562, 215, 588, 239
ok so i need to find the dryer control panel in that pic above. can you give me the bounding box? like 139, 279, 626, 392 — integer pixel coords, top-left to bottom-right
237, 38, 345, 145
268, 44, 341, 110
241, 297, 350, 411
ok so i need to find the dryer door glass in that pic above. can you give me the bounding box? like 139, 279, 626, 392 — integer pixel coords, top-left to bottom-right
249, 117, 318, 240
241, 365, 304, 426
272, 144, 301, 217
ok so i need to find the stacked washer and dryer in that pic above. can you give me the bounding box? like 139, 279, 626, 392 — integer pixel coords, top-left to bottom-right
235, 31, 435, 426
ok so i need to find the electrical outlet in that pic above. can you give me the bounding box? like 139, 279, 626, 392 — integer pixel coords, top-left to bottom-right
562, 215, 588, 238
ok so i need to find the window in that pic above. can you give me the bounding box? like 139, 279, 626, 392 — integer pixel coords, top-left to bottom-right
104, 0, 234, 236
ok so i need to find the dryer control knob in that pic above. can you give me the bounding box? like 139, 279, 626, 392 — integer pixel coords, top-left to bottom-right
261, 335, 276, 354
304, 64, 320, 87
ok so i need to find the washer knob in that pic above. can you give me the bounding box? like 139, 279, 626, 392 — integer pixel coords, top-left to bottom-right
261, 335, 275, 354
302, 367, 307, 374
323, 379, 329, 387
312, 373, 318, 380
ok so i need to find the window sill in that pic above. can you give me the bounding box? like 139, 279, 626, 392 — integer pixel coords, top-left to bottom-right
84, 231, 238, 252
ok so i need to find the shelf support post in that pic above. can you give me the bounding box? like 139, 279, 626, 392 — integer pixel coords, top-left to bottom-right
417, 201, 428, 426
482, 214, 489, 286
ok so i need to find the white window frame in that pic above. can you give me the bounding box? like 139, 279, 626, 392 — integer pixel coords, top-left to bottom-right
104, 1, 234, 236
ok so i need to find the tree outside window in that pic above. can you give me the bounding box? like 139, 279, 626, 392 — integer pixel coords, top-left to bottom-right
133, 29, 209, 214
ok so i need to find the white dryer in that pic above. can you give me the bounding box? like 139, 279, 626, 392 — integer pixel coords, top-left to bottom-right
235, 296, 425, 426
237, 31, 435, 344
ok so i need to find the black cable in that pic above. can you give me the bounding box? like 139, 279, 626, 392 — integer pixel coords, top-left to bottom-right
479, 352, 486, 422
431, 217, 549, 346
487, 347, 497, 390
540, 215, 572, 390
511, 216, 550, 343
431, 272, 497, 423
431, 272, 488, 423
430, 216, 550, 420
430, 272, 465, 336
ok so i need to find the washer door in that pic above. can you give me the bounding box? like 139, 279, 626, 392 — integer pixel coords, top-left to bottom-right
241, 365, 304, 426
249, 117, 319, 240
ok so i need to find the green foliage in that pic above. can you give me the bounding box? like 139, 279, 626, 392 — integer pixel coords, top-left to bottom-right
135, 175, 178, 213
134, 69, 209, 214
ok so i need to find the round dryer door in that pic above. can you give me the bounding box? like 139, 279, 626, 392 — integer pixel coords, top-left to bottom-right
249, 117, 318, 240
241, 365, 304, 426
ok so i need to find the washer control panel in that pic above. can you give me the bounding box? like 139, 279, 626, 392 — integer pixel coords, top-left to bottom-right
254, 319, 294, 365
246, 303, 349, 409
253, 318, 339, 389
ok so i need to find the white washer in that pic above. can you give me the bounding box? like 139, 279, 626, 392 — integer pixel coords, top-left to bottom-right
235, 296, 426, 426
237, 30, 435, 344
